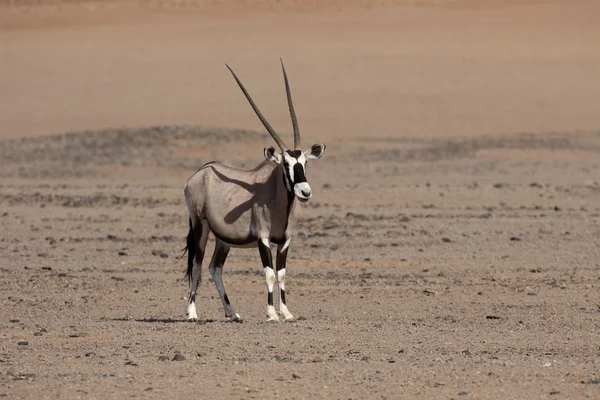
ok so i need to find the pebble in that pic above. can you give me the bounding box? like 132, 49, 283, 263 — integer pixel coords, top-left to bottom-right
118, 251, 127, 256
312, 357, 323, 363
18, 341, 28, 346
458, 391, 468, 396
33, 332, 43, 337
172, 353, 186, 361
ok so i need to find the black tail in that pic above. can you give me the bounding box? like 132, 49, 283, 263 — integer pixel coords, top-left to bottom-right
185, 218, 196, 283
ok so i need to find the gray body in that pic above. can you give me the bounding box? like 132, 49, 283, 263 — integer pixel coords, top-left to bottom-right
183, 61, 325, 322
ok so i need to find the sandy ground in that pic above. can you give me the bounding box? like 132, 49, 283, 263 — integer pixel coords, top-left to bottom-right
1, 1, 600, 399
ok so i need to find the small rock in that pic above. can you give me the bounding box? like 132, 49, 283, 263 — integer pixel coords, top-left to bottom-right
118, 251, 127, 256
85, 352, 95, 357
107, 234, 118, 241
458, 391, 468, 396
95, 372, 107, 377
486, 315, 501, 320
41, 266, 52, 271
527, 292, 537, 296
9, 319, 19, 323
292, 373, 301, 379
145, 387, 153, 391
587, 380, 600, 385
272, 355, 282, 362
493, 183, 504, 189
125, 360, 138, 366
68, 332, 89, 338
40, 328, 48, 333
33, 332, 43, 337
172, 353, 186, 362
364, 258, 371, 262
312, 357, 323, 363
160, 253, 168, 259
510, 237, 521, 241
549, 391, 560, 395
441, 237, 451, 243
18, 341, 28, 346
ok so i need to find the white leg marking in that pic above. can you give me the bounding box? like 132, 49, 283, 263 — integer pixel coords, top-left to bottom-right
264, 266, 279, 322
187, 302, 198, 321
281, 237, 291, 252
277, 268, 295, 321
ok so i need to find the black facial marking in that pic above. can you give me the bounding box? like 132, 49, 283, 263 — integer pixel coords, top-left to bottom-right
293, 163, 307, 184
280, 289, 287, 305
286, 150, 302, 158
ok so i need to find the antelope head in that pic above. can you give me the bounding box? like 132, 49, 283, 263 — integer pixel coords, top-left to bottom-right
226, 59, 326, 202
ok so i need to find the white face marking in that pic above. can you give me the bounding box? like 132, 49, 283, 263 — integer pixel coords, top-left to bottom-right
283, 153, 312, 201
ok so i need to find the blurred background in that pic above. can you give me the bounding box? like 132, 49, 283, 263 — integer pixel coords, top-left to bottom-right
2, 0, 599, 143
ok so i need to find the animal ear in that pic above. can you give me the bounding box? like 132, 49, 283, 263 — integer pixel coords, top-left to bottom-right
264, 146, 282, 163
304, 144, 326, 160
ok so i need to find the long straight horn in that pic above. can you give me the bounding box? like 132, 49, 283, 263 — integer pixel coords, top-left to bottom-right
225, 64, 288, 152
280, 59, 300, 150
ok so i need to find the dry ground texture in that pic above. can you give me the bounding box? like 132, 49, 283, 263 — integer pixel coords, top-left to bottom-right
1, 1, 600, 399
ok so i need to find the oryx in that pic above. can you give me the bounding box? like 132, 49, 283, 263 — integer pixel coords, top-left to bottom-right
183, 60, 326, 322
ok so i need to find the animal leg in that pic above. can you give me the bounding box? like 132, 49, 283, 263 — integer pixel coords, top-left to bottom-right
186, 218, 208, 322
209, 240, 242, 322
258, 238, 279, 322
276, 238, 295, 322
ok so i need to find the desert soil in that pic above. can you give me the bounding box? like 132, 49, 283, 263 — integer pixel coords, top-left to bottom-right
1, 1, 599, 399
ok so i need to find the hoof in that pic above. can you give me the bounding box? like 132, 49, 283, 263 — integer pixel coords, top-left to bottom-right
266, 316, 280, 323
283, 316, 296, 323
227, 314, 244, 323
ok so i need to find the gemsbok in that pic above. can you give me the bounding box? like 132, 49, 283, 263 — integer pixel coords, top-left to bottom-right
183, 60, 326, 322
